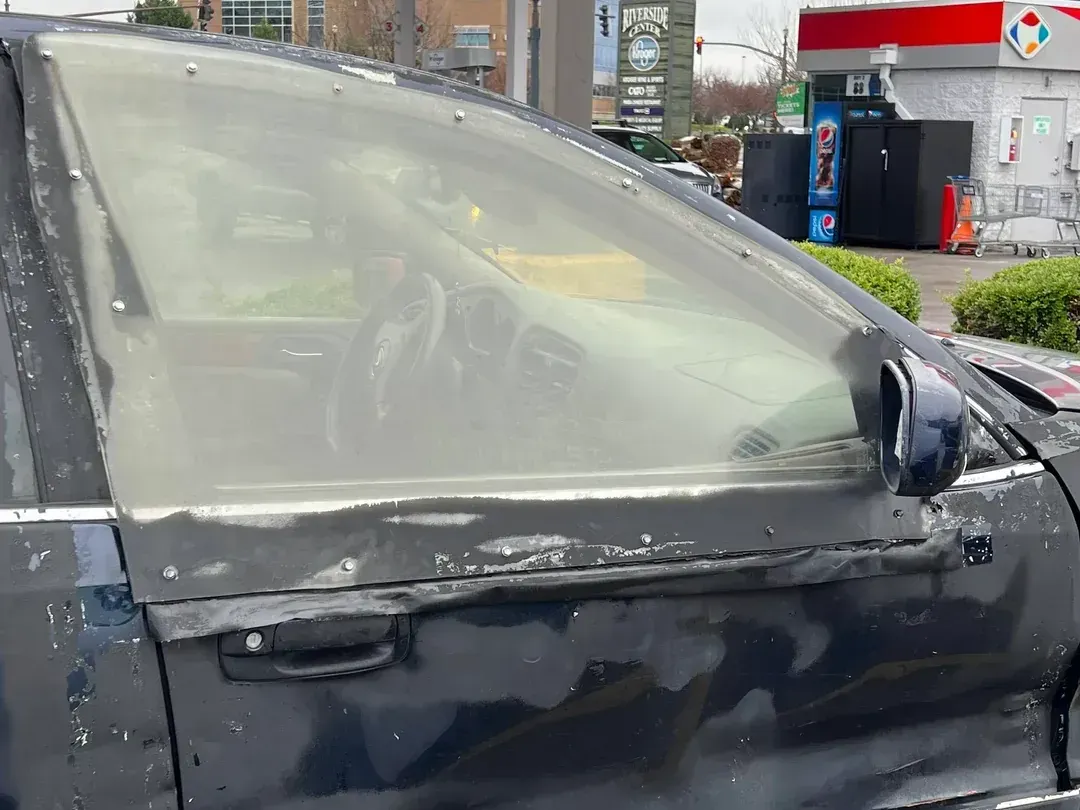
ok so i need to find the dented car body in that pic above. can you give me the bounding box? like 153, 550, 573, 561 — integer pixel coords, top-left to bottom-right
6, 15, 1080, 810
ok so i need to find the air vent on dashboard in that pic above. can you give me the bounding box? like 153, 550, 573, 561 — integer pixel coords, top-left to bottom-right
731, 427, 780, 460
517, 329, 582, 402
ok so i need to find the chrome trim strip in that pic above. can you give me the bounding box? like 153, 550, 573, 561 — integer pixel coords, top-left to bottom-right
0, 505, 116, 525
948, 460, 1045, 490
996, 788, 1080, 809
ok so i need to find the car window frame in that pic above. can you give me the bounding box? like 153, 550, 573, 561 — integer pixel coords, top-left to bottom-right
9, 29, 960, 605
0, 44, 109, 506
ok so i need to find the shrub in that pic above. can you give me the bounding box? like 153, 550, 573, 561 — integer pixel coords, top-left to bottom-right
949, 257, 1080, 352
795, 243, 922, 323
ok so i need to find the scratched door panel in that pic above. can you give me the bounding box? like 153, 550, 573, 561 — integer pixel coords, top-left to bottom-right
157, 472, 1077, 810
0, 523, 176, 810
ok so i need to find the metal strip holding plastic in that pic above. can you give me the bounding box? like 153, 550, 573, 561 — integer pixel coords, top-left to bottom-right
948, 460, 1045, 490
0, 504, 116, 524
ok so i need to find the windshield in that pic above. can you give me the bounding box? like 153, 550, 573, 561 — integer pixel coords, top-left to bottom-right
26, 32, 880, 509
595, 130, 684, 164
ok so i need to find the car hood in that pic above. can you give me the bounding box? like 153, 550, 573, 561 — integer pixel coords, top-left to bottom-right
929, 330, 1080, 411
662, 162, 711, 182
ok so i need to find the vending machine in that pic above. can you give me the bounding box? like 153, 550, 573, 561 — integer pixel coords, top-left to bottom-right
807, 99, 897, 244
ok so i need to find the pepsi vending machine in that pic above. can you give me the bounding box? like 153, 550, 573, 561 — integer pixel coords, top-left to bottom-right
807, 99, 896, 244
808, 101, 842, 244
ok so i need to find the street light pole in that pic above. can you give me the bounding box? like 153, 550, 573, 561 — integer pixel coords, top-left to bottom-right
527, 0, 540, 108
780, 27, 789, 85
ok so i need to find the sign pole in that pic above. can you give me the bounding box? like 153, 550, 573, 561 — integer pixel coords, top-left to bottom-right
527, 0, 541, 108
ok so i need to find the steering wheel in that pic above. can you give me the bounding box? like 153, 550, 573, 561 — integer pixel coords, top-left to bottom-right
326, 272, 448, 454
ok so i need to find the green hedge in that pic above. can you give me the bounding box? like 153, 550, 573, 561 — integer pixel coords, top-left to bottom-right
795, 243, 922, 323
950, 257, 1080, 352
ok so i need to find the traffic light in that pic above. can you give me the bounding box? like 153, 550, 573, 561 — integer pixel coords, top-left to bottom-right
599, 4, 610, 37
198, 0, 214, 30
694, 36, 704, 55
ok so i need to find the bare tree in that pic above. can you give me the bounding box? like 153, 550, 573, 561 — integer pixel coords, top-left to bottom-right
693, 70, 777, 130
293, 0, 453, 62
739, 1, 801, 89
740, 0, 891, 88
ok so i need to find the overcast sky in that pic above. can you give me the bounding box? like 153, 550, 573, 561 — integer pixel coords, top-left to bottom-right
696, 0, 792, 80
9, 0, 788, 79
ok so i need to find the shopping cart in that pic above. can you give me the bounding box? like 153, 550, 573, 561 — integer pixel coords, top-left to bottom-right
946, 177, 1080, 258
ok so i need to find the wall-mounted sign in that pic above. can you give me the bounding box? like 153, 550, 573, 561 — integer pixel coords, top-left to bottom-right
1005, 6, 1051, 60
775, 82, 806, 129
845, 73, 871, 97
1033, 114, 1052, 135
616, 0, 695, 139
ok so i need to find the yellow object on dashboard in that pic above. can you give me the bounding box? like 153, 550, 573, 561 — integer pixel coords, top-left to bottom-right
483, 248, 646, 301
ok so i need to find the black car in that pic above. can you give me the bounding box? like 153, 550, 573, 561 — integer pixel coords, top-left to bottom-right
592, 121, 724, 197
5, 14, 1080, 810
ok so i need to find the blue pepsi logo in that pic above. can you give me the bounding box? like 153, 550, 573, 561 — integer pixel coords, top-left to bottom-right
820, 213, 835, 237
817, 124, 836, 150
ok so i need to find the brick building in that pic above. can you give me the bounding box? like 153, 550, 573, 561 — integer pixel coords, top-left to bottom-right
195, 0, 611, 111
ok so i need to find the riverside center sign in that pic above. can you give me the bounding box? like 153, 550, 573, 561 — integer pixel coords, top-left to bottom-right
616, 0, 695, 140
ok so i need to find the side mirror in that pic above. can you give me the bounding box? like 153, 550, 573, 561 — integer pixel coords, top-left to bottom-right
880, 357, 969, 497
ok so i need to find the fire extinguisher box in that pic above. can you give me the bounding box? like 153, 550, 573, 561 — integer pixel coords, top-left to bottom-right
998, 115, 1023, 163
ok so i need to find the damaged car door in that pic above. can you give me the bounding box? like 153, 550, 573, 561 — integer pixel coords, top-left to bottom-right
18, 25, 1080, 810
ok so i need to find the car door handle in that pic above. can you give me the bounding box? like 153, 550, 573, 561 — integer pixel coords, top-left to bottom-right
218, 615, 411, 682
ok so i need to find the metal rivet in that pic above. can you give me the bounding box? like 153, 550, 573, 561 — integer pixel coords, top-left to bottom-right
742, 248, 752, 257
454, 109, 466, 121
893, 509, 904, 519
186, 62, 199, 74
68, 168, 83, 181
162, 565, 179, 581
633, 187, 641, 194
244, 631, 264, 651
501, 546, 513, 558
40, 49, 53, 60
862, 326, 876, 336
764, 525, 775, 537
640, 533, 652, 546
621, 178, 633, 188
111, 299, 126, 313
333, 83, 343, 93
341, 558, 356, 572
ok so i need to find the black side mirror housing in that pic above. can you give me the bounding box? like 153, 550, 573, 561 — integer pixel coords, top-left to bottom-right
880, 357, 969, 497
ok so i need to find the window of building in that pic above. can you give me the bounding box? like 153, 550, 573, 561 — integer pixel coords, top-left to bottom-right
221, 0, 293, 42
306, 0, 324, 48
453, 25, 490, 48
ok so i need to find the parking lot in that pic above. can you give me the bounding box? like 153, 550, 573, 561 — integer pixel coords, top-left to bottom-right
852, 248, 1026, 332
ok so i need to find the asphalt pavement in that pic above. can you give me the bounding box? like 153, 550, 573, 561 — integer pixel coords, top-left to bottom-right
850, 248, 1026, 332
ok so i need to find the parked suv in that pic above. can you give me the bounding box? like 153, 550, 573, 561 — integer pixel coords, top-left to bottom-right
592, 121, 722, 197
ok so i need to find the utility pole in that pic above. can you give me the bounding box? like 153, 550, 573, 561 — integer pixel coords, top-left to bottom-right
527, 0, 540, 108
780, 27, 789, 85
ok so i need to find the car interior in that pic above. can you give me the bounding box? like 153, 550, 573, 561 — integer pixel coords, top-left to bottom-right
28, 34, 883, 504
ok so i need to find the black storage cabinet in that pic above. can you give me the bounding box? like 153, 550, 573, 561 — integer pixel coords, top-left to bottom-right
842, 120, 972, 249
742, 133, 810, 240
